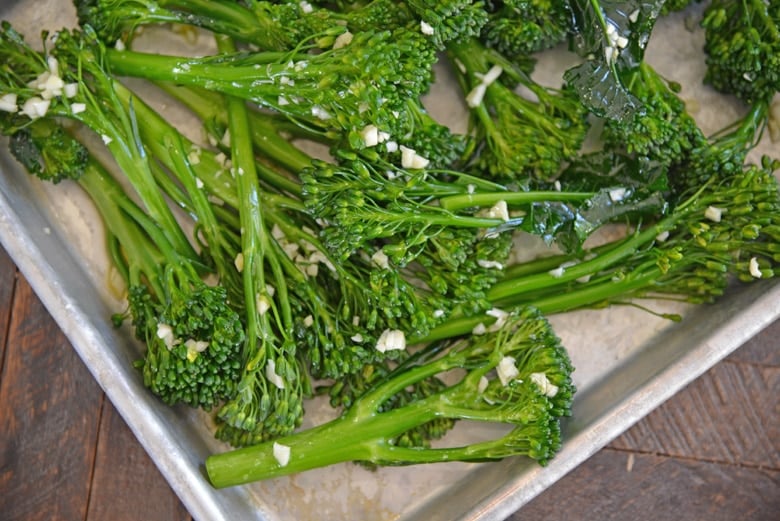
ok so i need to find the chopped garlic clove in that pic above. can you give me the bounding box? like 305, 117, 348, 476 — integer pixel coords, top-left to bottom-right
371, 250, 390, 269
156, 323, 175, 349
749, 257, 763, 279
375, 329, 406, 353
333, 31, 353, 49
486, 200, 509, 221
704, 206, 723, 223
497, 356, 519, 386
273, 442, 291, 467
0, 93, 18, 113
266, 360, 286, 389
465, 82, 487, 108
360, 124, 380, 147
530, 372, 559, 397
21, 96, 50, 119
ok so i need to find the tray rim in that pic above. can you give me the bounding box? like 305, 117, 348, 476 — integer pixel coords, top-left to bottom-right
3, 159, 779, 521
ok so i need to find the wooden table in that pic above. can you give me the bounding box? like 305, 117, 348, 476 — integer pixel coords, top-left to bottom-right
1, 244, 777, 521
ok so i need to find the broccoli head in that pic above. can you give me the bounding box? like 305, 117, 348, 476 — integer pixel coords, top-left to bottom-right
8, 120, 89, 183
701, 0, 780, 103
480, 0, 573, 57
206, 307, 575, 487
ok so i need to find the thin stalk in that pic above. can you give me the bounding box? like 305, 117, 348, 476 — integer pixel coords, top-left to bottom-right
77, 157, 167, 296
157, 82, 313, 175
439, 190, 594, 212
206, 396, 438, 486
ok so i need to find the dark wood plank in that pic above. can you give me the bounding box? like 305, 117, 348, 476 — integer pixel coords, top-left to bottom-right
610, 361, 780, 468
726, 318, 780, 366
516, 448, 780, 521
0, 274, 103, 521
0, 245, 17, 368
87, 401, 193, 521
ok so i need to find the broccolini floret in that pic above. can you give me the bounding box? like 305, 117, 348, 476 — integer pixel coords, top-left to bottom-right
659, 0, 701, 15
6, 118, 245, 409
480, 0, 573, 57
426, 156, 780, 339
102, 26, 437, 139
601, 61, 707, 167
701, 0, 780, 104
449, 37, 589, 181
206, 307, 575, 487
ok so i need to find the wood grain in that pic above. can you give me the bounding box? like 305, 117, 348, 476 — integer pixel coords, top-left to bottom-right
517, 449, 780, 521
610, 361, 780, 468
727, 319, 780, 366
0, 274, 103, 521
0, 246, 16, 368
86, 401, 193, 521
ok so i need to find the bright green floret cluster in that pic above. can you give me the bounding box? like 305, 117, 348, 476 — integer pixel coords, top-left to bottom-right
701, 0, 780, 103
206, 307, 575, 487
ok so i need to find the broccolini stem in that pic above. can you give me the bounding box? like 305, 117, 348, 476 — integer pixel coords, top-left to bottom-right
486, 220, 679, 301
439, 190, 594, 212
160, 0, 272, 43
68, 94, 199, 262
157, 82, 313, 176
112, 80, 307, 211
76, 156, 168, 297
206, 394, 440, 487
105, 47, 287, 87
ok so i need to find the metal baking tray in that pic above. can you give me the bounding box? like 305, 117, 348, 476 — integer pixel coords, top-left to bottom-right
2, 2, 778, 520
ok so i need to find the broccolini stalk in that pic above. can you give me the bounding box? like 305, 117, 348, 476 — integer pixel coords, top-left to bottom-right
155, 82, 314, 177
212, 35, 306, 443
423, 159, 780, 341
206, 307, 575, 487
448, 36, 590, 181
76, 0, 334, 51
77, 0, 429, 52
109, 82, 246, 301
6, 118, 244, 409
0, 23, 198, 261
701, 0, 780, 104
301, 148, 600, 265
103, 27, 437, 139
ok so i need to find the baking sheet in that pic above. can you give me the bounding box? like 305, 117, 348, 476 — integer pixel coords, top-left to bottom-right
1, 2, 779, 520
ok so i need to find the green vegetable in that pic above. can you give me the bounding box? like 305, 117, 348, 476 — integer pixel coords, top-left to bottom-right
480, 0, 573, 57
0, 0, 777, 488
205, 307, 575, 487
701, 0, 780, 104
102, 26, 437, 139
449, 36, 590, 181
7, 118, 245, 409
601, 60, 707, 168
76, 0, 337, 51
